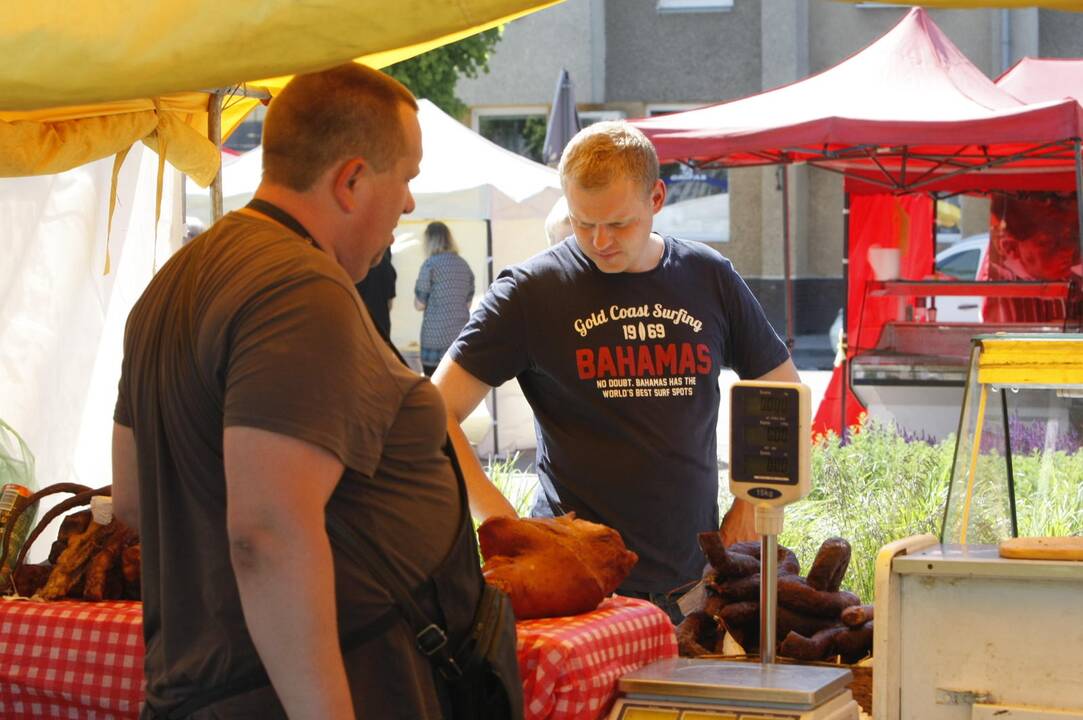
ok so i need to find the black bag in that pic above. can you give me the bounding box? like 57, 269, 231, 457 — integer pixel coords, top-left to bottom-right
445, 581, 521, 719
325, 510, 524, 720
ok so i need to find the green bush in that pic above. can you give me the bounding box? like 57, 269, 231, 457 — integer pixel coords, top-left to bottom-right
485, 453, 538, 517
775, 419, 953, 603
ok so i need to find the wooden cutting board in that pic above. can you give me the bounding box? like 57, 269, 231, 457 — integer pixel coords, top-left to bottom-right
999, 536, 1083, 560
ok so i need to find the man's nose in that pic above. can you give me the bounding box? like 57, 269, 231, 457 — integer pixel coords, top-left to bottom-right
403, 188, 416, 215
592, 225, 612, 250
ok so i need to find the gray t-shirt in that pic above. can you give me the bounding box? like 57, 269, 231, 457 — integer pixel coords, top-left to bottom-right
116, 210, 461, 718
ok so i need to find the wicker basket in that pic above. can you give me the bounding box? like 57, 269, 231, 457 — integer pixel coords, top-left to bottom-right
0, 483, 111, 596
698, 653, 873, 716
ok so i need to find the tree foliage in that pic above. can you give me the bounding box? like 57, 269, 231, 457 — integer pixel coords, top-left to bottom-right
385, 28, 502, 119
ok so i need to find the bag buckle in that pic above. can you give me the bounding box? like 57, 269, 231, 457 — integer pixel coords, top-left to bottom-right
416, 623, 449, 656
416, 624, 464, 680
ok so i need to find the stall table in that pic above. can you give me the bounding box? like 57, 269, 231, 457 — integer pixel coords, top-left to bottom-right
0, 595, 676, 720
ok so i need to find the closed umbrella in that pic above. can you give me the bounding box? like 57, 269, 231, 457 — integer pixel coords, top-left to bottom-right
542, 68, 581, 166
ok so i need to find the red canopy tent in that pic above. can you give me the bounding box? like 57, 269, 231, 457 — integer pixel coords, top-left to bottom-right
629, 7, 1083, 436
998, 57, 1083, 105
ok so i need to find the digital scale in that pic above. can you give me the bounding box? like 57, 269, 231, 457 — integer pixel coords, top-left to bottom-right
608, 382, 861, 720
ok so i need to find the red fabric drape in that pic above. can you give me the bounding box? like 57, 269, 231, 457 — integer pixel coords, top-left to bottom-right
812, 192, 934, 436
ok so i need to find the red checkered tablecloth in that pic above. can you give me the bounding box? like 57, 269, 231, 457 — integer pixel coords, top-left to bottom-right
0, 595, 676, 720
516, 596, 678, 720
0, 599, 143, 720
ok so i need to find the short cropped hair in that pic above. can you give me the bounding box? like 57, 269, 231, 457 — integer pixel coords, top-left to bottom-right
262, 64, 418, 192
424, 221, 458, 256
558, 121, 660, 197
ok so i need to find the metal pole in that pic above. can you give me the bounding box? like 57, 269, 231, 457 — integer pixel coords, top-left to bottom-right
840, 193, 851, 440
208, 90, 224, 222
760, 534, 778, 664
486, 219, 499, 457
781, 166, 795, 351
1075, 141, 1083, 276
931, 195, 939, 275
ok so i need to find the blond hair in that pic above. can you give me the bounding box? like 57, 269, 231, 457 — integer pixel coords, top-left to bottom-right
262, 63, 418, 192
558, 121, 660, 197
424, 221, 459, 255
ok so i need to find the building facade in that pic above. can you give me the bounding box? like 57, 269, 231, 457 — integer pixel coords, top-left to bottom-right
455, 0, 1083, 338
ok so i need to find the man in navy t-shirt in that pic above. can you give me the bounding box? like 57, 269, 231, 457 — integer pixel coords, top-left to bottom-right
434, 122, 798, 622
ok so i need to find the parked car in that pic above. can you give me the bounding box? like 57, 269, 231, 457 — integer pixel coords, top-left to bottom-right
828, 233, 991, 350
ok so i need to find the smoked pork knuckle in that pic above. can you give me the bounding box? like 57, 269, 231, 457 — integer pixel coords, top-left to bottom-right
478, 514, 637, 619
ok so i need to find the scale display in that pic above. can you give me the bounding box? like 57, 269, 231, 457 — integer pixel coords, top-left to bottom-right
728, 382, 811, 507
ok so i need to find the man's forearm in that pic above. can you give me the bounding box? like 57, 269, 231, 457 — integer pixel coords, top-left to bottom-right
231, 524, 354, 719
447, 414, 518, 521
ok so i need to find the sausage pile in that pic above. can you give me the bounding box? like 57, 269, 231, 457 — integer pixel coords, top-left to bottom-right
677, 534, 874, 663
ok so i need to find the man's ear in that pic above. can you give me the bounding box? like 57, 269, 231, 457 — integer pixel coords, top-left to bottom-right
332, 158, 366, 211
650, 178, 667, 214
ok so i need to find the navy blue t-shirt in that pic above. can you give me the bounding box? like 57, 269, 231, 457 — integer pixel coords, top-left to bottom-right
449, 236, 789, 593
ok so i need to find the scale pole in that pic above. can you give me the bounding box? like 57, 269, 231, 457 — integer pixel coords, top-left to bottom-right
760, 533, 778, 665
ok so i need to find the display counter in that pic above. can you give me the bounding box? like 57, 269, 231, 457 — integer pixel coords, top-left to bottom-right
0, 595, 677, 720
848, 280, 1077, 439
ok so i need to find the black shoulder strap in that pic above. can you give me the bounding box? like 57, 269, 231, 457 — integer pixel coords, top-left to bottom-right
245, 199, 320, 248
325, 504, 464, 680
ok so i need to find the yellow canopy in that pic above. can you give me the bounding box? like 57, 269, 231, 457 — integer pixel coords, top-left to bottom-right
0, 0, 561, 184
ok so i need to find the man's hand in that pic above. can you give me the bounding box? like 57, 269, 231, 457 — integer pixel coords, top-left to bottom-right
719, 498, 757, 547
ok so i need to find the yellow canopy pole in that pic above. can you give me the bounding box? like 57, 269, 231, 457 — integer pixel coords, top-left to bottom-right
959, 383, 990, 545
208, 92, 224, 222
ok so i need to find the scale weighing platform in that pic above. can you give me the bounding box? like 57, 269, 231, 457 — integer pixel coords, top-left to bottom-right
609, 658, 859, 719
608, 382, 860, 720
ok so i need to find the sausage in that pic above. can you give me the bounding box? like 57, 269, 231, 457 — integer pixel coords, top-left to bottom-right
699, 533, 762, 578
712, 573, 761, 603
721, 541, 802, 576
841, 604, 874, 628
718, 601, 758, 651
717, 601, 844, 654
777, 576, 861, 618
779, 626, 848, 661
806, 537, 852, 592
834, 620, 874, 664
677, 610, 722, 657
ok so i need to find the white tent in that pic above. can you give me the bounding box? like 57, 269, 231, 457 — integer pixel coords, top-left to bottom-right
0, 150, 184, 537
188, 99, 563, 454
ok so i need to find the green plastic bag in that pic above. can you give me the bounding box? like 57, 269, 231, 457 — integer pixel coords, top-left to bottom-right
0, 419, 38, 588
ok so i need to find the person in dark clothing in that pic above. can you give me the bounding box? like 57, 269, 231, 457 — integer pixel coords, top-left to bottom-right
434, 122, 799, 624
356, 247, 397, 339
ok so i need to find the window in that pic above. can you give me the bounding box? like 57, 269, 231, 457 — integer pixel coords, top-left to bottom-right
937, 249, 982, 281
579, 110, 626, 128
656, 0, 733, 13
473, 106, 548, 162
223, 105, 266, 154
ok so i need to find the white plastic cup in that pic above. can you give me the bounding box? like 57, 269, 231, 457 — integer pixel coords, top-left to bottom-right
868, 247, 901, 281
